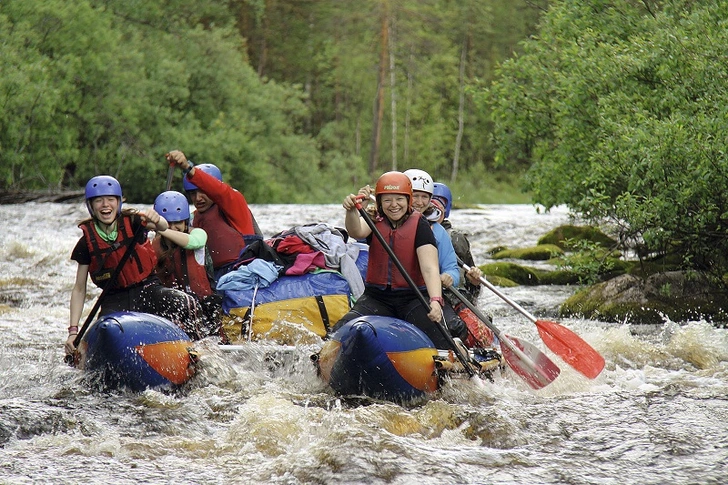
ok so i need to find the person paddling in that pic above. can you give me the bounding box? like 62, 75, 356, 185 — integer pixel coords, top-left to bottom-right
165, 150, 260, 282
65, 176, 204, 357
152, 190, 225, 340
431, 181, 496, 349
403, 168, 468, 343
330, 171, 452, 349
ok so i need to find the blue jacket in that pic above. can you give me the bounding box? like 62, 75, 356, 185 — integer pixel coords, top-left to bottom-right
431, 222, 460, 287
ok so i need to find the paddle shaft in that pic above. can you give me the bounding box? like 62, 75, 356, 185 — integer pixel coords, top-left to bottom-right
446, 284, 545, 374
165, 162, 175, 191
458, 258, 537, 324
355, 201, 477, 376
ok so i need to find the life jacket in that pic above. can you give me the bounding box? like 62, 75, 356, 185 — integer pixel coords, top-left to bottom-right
366, 211, 426, 289
453, 304, 497, 348
152, 238, 213, 298
442, 220, 481, 300
192, 204, 246, 268
80, 216, 157, 289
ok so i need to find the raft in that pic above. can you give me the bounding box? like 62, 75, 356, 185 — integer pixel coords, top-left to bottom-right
78, 311, 197, 392
313, 315, 502, 403
215, 229, 502, 402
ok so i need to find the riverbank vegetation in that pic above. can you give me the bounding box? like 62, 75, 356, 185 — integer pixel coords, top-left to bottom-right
4, 0, 728, 280
0, 0, 543, 204
486, 0, 728, 283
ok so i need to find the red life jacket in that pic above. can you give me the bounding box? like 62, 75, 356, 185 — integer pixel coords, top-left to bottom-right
192, 204, 246, 268
366, 211, 426, 289
80, 216, 157, 289
152, 237, 213, 298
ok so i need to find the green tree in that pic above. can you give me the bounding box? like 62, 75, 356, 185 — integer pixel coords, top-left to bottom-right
1, 0, 546, 203
486, 0, 728, 277
0, 0, 323, 202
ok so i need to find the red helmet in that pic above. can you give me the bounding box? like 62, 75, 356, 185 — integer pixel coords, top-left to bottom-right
374, 171, 412, 210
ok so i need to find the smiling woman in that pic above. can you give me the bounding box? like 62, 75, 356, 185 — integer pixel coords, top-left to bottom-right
330, 171, 450, 349
65, 175, 207, 362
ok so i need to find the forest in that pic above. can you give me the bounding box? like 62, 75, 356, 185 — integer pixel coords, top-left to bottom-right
0, 0, 545, 204
5, 0, 728, 277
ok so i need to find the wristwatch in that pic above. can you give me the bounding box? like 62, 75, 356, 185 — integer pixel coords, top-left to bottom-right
429, 296, 444, 306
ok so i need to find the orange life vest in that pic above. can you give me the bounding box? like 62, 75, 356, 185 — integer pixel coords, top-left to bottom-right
80, 216, 157, 289
366, 211, 426, 289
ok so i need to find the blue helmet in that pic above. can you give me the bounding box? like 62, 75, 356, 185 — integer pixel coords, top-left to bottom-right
432, 182, 452, 218
85, 175, 123, 216
182, 163, 222, 191
154, 191, 190, 222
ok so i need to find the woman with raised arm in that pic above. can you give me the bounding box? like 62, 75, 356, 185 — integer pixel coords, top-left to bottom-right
331, 171, 452, 348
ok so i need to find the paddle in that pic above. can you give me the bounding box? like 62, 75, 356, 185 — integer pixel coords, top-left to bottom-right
354, 197, 479, 377
165, 161, 175, 191
65, 221, 146, 365
458, 258, 605, 379
445, 284, 560, 389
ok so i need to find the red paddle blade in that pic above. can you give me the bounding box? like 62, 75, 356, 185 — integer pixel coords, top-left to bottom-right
500, 335, 561, 390
535, 319, 605, 379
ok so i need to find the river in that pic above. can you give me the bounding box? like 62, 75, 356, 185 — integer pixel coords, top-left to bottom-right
0, 202, 726, 484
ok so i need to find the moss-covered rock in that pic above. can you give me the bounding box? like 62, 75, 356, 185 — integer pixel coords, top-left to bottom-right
480, 262, 541, 286
559, 271, 728, 324
486, 245, 509, 256
538, 225, 616, 249
626, 257, 681, 277
536, 269, 582, 285
491, 244, 564, 261
481, 274, 519, 287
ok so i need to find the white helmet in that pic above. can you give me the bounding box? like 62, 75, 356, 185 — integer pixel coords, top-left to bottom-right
403, 169, 434, 195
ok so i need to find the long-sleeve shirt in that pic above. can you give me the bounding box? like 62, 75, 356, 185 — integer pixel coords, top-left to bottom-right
186, 168, 255, 235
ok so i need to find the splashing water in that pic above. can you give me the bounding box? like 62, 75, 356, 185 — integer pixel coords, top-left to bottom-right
0, 202, 726, 485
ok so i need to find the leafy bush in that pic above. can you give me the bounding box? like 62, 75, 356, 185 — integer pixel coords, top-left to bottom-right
484, 0, 728, 279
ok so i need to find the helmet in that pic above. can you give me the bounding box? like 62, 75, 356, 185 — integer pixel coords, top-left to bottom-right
154, 191, 190, 222
432, 182, 452, 218
183, 163, 222, 191
375, 171, 412, 210
85, 175, 122, 216
403, 169, 434, 195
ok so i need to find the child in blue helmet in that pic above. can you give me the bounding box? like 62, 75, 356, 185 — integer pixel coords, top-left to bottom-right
152, 190, 226, 341
153, 190, 213, 296
65, 176, 204, 356
431, 182, 482, 303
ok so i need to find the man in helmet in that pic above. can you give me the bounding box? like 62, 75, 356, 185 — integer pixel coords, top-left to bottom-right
66, 176, 205, 357
332, 171, 452, 349
432, 182, 481, 303
403, 169, 468, 343
432, 181, 496, 349
165, 150, 260, 281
